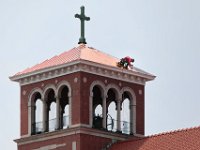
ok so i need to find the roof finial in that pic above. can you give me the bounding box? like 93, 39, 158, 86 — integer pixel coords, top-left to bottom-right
75, 6, 90, 44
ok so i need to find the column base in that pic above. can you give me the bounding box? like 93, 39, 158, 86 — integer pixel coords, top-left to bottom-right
116, 130, 122, 134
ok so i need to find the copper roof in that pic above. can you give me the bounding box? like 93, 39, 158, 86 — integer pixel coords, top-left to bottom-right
13, 44, 154, 78
110, 126, 200, 150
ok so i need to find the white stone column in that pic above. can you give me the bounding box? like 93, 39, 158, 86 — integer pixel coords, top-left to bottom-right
133, 104, 136, 134
116, 100, 121, 132
28, 104, 35, 135
68, 95, 72, 128
130, 104, 133, 134
130, 103, 136, 134
56, 96, 60, 130
28, 105, 31, 135
43, 100, 48, 132
89, 94, 93, 127
102, 94, 107, 129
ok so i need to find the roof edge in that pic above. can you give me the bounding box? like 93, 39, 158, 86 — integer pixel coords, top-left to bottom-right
10, 59, 155, 86
147, 125, 200, 138
112, 125, 200, 146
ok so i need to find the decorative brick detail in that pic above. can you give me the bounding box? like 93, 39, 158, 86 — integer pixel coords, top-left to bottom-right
18, 71, 145, 149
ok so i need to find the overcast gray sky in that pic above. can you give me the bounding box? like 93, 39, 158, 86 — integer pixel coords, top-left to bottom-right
1, 0, 200, 149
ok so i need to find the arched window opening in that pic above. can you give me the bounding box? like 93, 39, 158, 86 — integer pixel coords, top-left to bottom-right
107, 102, 117, 132
121, 91, 135, 134
31, 92, 42, 135
35, 99, 43, 134
45, 89, 56, 132
106, 88, 118, 132
92, 86, 103, 129
121, 98, 130, 134
59, 86, 69, 129
49, 102, 56, 131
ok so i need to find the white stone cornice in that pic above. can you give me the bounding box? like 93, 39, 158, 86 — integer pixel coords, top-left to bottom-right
14, 126, 132, 146
10, 60, 155, 86
33, 143, 66, 150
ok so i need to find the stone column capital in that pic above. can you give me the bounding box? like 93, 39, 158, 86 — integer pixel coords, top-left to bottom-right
117, 99, 121, 103
103, 94, 108, 99
54, 94, 59, 99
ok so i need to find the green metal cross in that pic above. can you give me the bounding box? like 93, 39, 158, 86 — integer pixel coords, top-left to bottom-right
75, 6, 90, 44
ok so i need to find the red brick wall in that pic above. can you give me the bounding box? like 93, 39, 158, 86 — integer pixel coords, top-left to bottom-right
80, 133, 112, 150
18, 134, 80, 150
18, 133, 114, 150
20, 87, 28, 136
20, 72, 81, 136
79, 72, 145, 134
20, 71, 144, 136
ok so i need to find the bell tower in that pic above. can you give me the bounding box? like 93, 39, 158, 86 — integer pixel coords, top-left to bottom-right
10, 6, 155, 150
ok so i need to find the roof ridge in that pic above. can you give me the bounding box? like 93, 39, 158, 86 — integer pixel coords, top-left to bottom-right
113, 125, 200, 145
77, 44, 86, 60
11, 44, 155, 79
85, 46, 119, 60
147, 125, 200, 138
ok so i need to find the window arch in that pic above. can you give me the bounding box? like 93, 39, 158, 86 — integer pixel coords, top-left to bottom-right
121, 87, 136, 134
89, 81, 106, 128
57, 81, 72, 128
28, 88, 43, 135
105, 84, 120, 96
92, 85, 104, 129
27, 82, 73, 135
106, 88, 119, 132
57, 85, 70, 129
43, 86, 56, 132
105, 84, 121, 132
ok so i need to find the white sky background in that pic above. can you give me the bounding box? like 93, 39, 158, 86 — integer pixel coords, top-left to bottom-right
1, 0, 200, 149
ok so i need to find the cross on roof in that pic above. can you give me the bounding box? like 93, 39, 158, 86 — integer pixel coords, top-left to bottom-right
75, 6, 90, 44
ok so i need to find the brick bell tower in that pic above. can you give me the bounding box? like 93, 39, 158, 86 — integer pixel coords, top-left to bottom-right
10, 6, 155, 150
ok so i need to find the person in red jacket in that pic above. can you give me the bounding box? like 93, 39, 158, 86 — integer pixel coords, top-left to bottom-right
118, 56, 134, 69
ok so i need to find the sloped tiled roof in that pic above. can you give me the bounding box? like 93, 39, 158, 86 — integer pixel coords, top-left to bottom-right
15, 44, 117, 76
110, 126, 200, 150
13, 44, 154, 78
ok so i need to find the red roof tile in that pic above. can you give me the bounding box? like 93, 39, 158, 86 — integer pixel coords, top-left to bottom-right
14, 44, 119, 76
13, 44, 153, 77
110, 126, 200, 150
